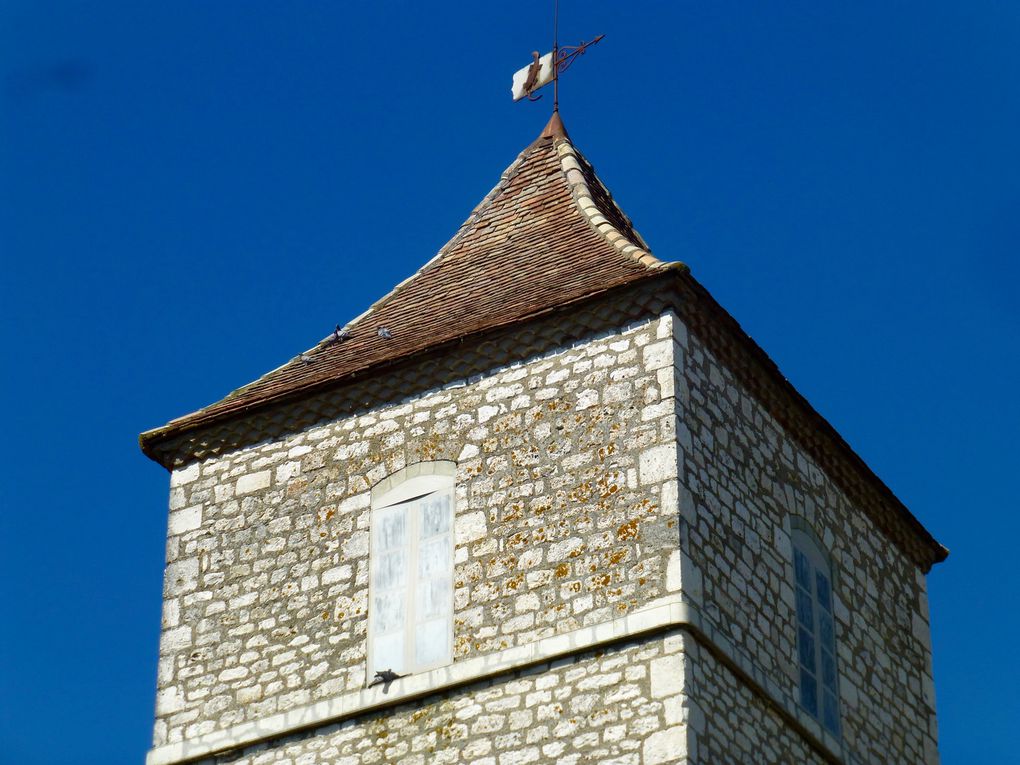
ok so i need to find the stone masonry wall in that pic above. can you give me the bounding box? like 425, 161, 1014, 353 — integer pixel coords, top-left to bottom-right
200, 634, 690, 765
678, 632, 824, 765
154, 314, 682, 749
675, 321, 939, 763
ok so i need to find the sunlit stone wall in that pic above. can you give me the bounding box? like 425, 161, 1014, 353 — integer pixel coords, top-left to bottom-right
188, 634, 691, 765
153, 314, 684, 754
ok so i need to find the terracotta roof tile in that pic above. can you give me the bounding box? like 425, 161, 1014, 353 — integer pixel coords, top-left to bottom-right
143, 113, 679, 443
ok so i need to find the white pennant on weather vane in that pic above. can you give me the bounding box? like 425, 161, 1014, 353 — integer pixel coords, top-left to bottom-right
510, 34, 605, 105
511, 51, 556, 102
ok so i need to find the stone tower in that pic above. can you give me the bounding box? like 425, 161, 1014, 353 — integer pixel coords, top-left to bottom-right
141, 113, 947, 765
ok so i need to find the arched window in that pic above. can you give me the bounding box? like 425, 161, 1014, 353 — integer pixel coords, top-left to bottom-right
369, 461, 455, 678
791, 521, 841, 737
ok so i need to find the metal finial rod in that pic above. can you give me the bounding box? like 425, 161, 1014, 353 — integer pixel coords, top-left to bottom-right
509, 2, 602, 105
552, 0, 559, 112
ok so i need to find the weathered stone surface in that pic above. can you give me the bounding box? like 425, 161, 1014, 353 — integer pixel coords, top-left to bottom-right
163, 558, 198, 597
235, 470, 270, 495
643, 724, 687, 764
650, 654, 683, 700
149, 309, 940, 765
167, 505, 201, 535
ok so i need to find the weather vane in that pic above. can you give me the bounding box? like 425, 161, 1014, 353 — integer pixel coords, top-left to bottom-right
510, 0, 604, 111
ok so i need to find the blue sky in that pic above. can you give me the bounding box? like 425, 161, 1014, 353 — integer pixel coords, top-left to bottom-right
1, 2, 1017, 762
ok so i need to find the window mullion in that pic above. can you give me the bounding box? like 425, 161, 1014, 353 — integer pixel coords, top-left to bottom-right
812, 559, 824, 704
406, 497, 419, 673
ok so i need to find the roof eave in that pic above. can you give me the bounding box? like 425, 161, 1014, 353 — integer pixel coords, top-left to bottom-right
138, 266, 683, 463
140, 267, 946, 572
674, 269, 947, 570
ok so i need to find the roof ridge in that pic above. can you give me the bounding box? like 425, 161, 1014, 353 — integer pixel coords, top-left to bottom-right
554, 136, 675, 271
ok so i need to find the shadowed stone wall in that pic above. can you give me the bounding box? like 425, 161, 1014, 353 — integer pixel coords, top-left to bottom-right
676, 325, 939, 764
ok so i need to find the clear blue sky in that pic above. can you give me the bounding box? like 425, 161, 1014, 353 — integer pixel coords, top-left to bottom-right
1, 2, 1016, 762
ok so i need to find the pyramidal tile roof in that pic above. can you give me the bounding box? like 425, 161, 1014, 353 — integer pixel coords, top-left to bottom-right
144, 112, 682, 444
140, 113, 948, 571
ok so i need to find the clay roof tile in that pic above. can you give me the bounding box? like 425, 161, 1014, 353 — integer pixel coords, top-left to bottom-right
141, 113, 680, 447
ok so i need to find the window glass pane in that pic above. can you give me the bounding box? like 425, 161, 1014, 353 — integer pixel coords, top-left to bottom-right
819, 611, 834, 648
415, 617, 451, 667
816, 571, 832, 613
800, 667, 818, 717
418, 536, 451, 578
372, 551, 406, 591
821, 647, 837, 689
373, 590, 405, 634
372, 499, 410, 678
794, 548, 811, 589
417, 576, 451, 620
419, 493, 451, 538
798, 626, 815, 670
822, 691, 840, 735
796, 586, 814, 630
372, 631, 405, 675
374, 505, 407, 551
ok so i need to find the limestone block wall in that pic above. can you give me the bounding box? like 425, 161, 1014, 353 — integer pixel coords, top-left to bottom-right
153, 314, 682, 749
675, 322, 939, 764
196, 634, 690, 765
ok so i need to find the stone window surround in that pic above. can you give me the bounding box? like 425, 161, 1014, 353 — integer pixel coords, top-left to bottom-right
145, 593, 847, 765
370, 460, 457, 506
789, 515, 839, 588
368, 461, 457, 678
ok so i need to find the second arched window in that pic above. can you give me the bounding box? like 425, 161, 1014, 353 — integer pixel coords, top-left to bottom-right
792, 524, 841, 737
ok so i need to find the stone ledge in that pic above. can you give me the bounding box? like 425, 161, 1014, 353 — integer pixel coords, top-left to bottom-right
146, 595, 845, 765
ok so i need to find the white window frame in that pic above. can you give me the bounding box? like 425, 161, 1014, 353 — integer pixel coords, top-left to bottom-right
791, 519, 841, 738
367, 461, 456, 682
